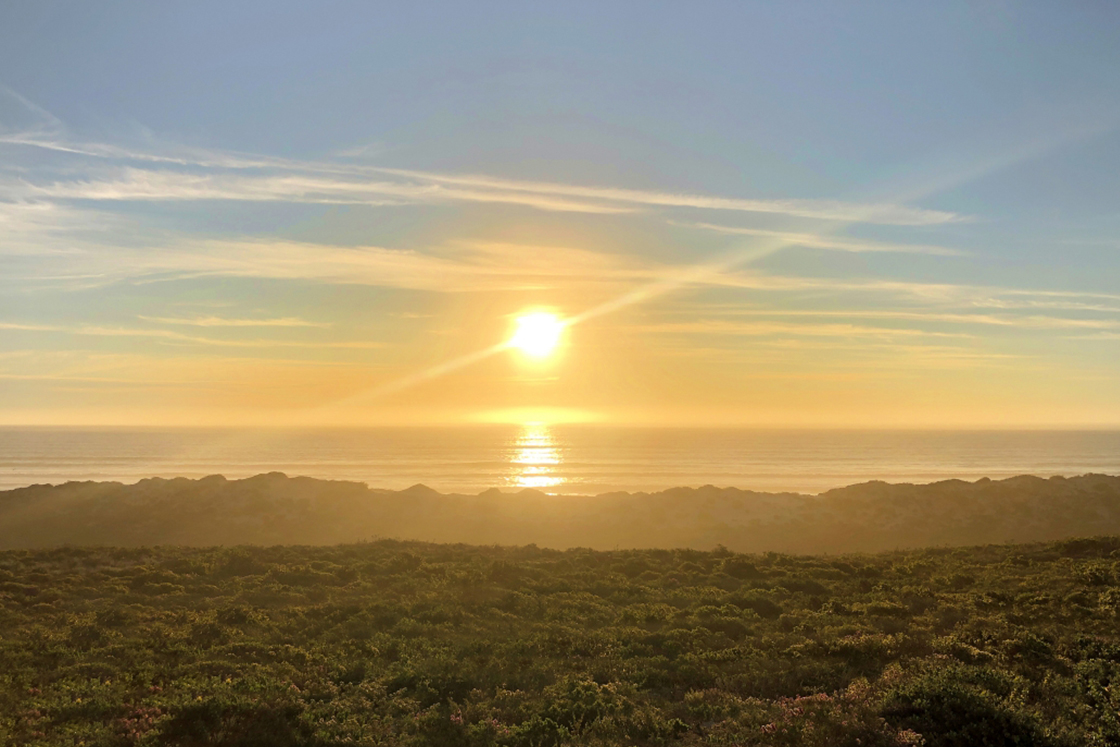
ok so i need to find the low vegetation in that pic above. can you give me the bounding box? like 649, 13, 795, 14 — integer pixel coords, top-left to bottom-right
3, 536, 1120, 745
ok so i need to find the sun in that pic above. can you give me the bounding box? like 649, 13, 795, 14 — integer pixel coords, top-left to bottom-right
509, 312, 564, 359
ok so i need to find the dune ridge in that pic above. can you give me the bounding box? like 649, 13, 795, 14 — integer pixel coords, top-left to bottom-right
3, 472, 1119, 553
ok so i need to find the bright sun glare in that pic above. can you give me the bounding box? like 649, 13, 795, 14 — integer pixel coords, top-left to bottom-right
509, 312, 564, 359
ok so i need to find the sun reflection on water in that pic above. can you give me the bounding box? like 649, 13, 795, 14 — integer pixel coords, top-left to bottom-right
509, 424, 563, 490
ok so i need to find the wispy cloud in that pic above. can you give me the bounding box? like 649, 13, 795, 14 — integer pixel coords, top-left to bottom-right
0, 200, 136, 257
619, 319, 973, 339
0, 349, 375, 406
701, 271, 1120, 305
18, 168, 637, 214
1071, 332, 1120, 341
702, 308, 1120, 330
641, 336, 1025, 371
369, 167, 964, 226
972, 296, 1120, 312
0, 322, 382, 349
7, 160, 958, 221
4, 194, 1113, 342
1, 90, 964, 225
5, 235, 662, 292
138, 315, 330, 328
0, 88, 280, 169
685, 222, 967, 256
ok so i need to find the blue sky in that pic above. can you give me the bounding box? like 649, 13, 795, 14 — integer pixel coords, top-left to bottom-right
2, 2, 1119, 426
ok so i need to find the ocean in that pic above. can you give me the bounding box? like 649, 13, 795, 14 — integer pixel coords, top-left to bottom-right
1, 426, 1118, 495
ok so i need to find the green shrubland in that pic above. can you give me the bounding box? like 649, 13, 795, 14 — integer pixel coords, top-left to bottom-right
3, 537, 1120, 745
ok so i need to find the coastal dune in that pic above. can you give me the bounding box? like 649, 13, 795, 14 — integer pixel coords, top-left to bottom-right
3, 472, 1120, 553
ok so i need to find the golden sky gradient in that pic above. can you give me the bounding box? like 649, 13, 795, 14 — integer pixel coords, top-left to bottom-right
2, 5, 1120, 428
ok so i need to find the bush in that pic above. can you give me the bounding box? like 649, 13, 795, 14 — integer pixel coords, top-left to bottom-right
754, 681, 922, 747
1, 537, 1118, 747
160, 700, 316, 747
881, 669, 1053, 747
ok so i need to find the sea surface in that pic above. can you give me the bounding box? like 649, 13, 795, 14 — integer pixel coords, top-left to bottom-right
2, 426, 1118, 495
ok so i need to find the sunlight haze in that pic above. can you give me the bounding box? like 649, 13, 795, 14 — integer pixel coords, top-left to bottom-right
2, 3, 1119, 428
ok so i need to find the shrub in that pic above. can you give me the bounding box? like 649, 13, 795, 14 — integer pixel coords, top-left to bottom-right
754, 681, 922, 747
721, 558, 763, 580
159, 700, 315, 747
881, 669, 1053, 747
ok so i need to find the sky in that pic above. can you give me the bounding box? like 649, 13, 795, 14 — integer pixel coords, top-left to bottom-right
2, 1, 1119, 428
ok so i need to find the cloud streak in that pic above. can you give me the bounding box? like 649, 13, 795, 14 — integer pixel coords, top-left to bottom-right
370, 167, 963, 226
621, 318, 973, 339
18, 168, 638, 214
6, 161, 959, 222
1, 90, 963, 225
686, 222, 967, 256
1, 226, 667, 292
138, 315, 330, 328
0, 322, 383, 349
701, 308, 1120, 330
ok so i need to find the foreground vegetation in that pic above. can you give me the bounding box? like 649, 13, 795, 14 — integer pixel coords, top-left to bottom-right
3, 537, 1120, 746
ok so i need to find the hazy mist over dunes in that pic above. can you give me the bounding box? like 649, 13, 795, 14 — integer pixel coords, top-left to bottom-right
5, 472, 1120, 554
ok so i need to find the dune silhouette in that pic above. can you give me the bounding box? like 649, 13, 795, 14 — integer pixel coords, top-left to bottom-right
3, 472, 1119, 553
